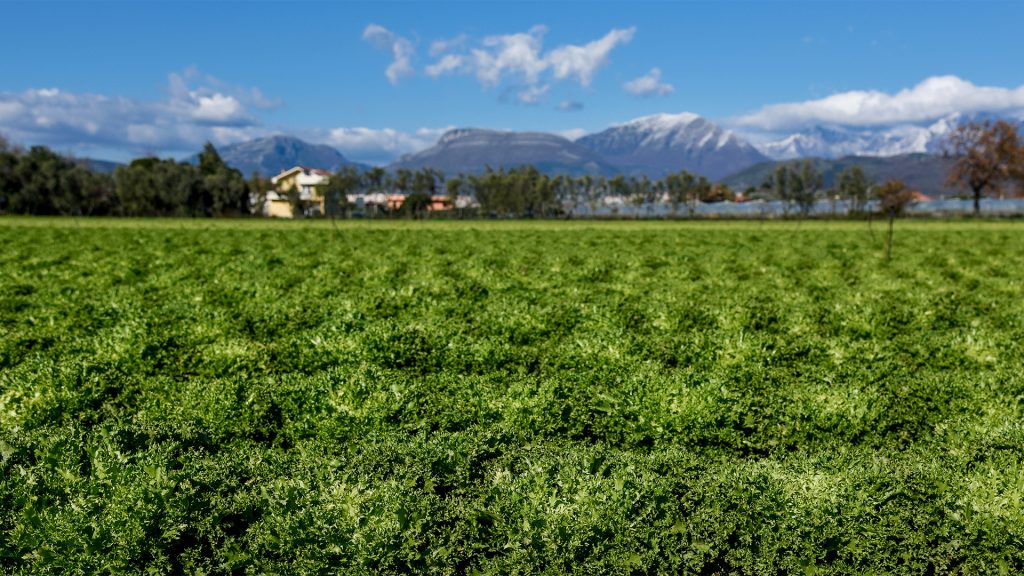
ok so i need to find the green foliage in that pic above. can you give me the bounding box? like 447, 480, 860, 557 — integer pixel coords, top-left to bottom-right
2, 219, 1024, 573
764, 161, 822, 216
324, 166, 360, 219
286, 183, 303, 218
837, 165, 871, 213
0, 141, 247, 218
115, 157, 198, 217
196, 143, 249, 216
398, 192, 433, 218
791, 159, 822, 216
471, 166, 559, 217
3, 146, 115, 216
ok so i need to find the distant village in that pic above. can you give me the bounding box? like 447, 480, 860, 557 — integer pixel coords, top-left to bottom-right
260, 166, 471, 218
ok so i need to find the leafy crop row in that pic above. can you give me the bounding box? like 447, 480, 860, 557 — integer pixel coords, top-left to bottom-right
2, 219, 1023, 573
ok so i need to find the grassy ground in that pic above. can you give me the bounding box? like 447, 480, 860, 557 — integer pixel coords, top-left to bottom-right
2, 217, 1023, 573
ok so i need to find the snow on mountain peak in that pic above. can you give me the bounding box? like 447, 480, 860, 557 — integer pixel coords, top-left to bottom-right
614, 112, 701, 131
752, 112, 978, 160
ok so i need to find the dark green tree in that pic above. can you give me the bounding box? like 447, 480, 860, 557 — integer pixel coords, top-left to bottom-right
0, 147, 20, 213
247, 171, 271, 216
363, 166, 387, 217
445, 176, 463, 216
324, 166, 360, 220
771, 164, 791, 215
836, 165, 871, 214
8, 146, 114, 215
195, 142, 248, 216
285, 182, 303, 218
791, 160, 821, 216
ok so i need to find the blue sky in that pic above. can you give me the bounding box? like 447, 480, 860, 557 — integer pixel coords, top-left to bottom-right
2, 1, 1023, 164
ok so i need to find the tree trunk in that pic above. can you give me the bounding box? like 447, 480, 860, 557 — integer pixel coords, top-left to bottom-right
885, 210, 895, 262
973, 188, 981, 218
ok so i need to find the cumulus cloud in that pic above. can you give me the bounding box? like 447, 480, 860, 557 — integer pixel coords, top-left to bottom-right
429, 34, 468, 57
471, 25, 550, 88
547, 27, 635, 86
514, 84, 550, 105
314, 125, 452, 164
425, 54, 466, 78
0, 70, 271, 156
735, 75, 1024, 130
190, 93, 248, 124
623, 68, 674, 97
556, 100, 584, 112
363, 24, 415, 85
168, 67, 280, 113
423, 25, 635, 104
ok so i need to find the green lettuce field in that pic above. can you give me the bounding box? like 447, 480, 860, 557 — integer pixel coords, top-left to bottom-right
2, 218, 1023, 574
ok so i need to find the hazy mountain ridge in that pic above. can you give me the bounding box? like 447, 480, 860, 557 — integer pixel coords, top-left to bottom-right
192, 135, 365, 177
389, 128, 617, 176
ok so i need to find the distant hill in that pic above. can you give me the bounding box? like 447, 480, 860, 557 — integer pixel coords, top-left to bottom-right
75, 158, 123, 174
577, 113, 768, 179
721, 154, 960, 197
194, 135, 363, 177
389, 129, 616, 176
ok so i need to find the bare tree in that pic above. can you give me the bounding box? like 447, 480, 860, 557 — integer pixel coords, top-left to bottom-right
944, 119, 1021, 217
876, 179, 917, 262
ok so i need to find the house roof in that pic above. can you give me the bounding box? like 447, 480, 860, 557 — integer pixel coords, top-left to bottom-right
271, 166, 333, 184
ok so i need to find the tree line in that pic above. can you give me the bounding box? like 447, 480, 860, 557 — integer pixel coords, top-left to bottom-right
2, 119, 1022, 218
0, 140, 248, 217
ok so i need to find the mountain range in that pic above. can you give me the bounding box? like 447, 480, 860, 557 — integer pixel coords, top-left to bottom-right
390, 129, 615, 176
181, 112, 1021, 194
754, 113, 1024, 161
755, 114, 961, 160
196, 135, 366, 177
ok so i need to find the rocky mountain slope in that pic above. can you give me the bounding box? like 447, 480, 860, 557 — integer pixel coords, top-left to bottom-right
577, 113, 769, 179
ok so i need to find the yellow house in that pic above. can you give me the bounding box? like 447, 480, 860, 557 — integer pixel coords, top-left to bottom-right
261, 166, 332, 218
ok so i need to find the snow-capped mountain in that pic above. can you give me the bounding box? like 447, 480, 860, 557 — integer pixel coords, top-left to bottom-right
752, 114, 984, 161
389, 128, 615, 176
576, 113, 769, 179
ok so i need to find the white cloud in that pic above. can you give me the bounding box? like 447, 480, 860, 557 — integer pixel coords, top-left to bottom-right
516, 84, 550, 105
425, 54, 466, 78
623, 68, 674, 97
315, 126, 452, 164
735, 75, 1024, 131
168, 67, 280, 112
424, 25, 636, 104
0, 70, 271, 156
472, 25, 549, 88
363, 24, 415, 85
0, 100, 25, 120
429, 34, 468, 57
191, 93, 246, 123
557, 100, 584, 112
547, 27, 635, 86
